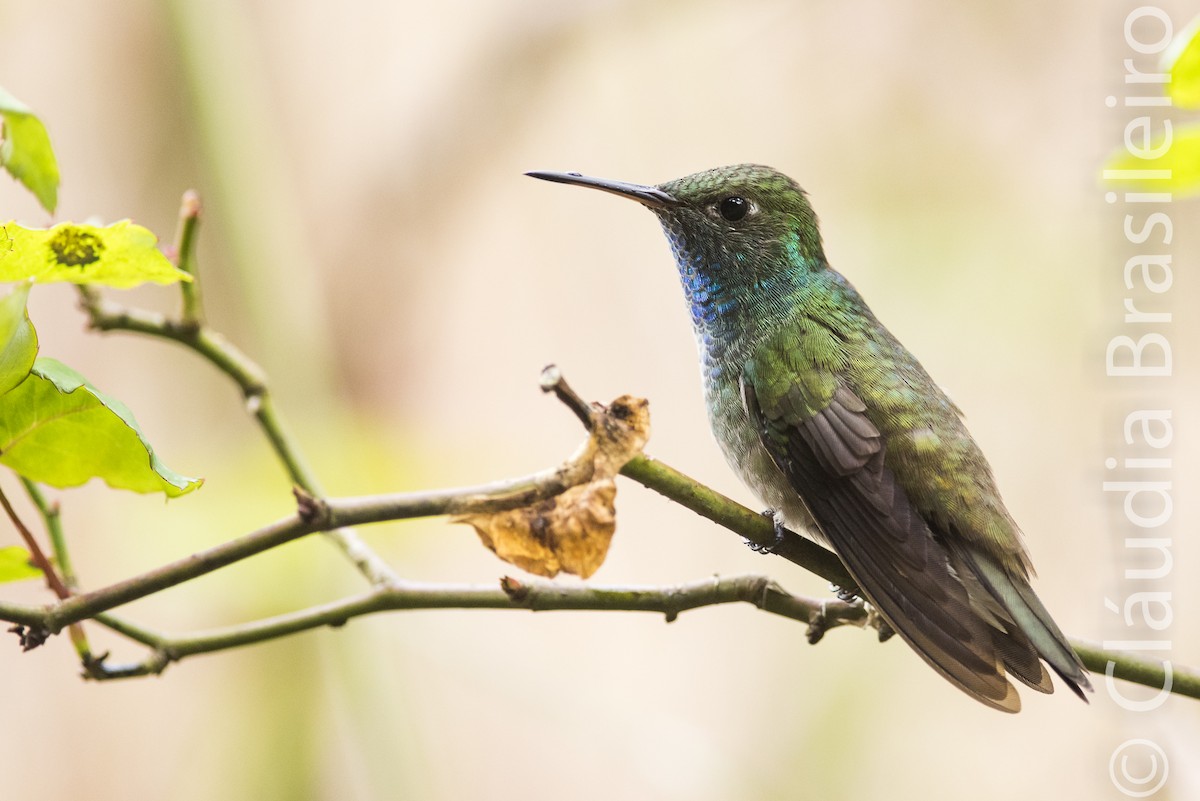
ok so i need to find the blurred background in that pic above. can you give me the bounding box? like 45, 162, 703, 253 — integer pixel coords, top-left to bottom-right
1, 0, 1197, 798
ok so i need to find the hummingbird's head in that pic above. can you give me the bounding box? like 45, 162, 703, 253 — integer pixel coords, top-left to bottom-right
526, 165, 827, 298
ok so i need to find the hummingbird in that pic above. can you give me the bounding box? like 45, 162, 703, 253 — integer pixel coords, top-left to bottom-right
527, 164, 1091, 712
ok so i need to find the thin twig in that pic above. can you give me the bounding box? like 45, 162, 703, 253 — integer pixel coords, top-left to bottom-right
77, 280, 400, 587
0, 482, 94, 658
539, 364, 596, 429
20, 479, 75, 589
172, 190, 204, 325
0, 484, 70, 600
79, 574, 871, 680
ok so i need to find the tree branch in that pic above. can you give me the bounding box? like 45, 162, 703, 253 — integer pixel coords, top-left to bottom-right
22, 435, 633, 634
1073, 639, 1198, 700
79, 574, 871, 680
14, 267, 1200, 703
539, 365, 855, 589
76, 208, 399, 588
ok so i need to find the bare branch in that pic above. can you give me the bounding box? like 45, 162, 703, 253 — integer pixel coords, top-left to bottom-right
78, 574, 874, 680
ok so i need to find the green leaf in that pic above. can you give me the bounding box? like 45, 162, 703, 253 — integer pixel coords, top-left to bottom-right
0, 220, 191, 287
1164, 16, 1200, 109
0, 546, 41, 584
0, 358, 202, 497
1101, 121, 1200, 196
0, 86, 59, 214
0, 282, 37, 395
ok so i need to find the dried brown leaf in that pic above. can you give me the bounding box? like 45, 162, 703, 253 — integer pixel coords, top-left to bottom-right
455, 394, 649, 578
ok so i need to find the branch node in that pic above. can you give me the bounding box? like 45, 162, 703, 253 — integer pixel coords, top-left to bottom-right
751, 575, 774, 609
293, 487, 329, 527
662, 579, 697, 623
79, 650, 112, 679
173, 318, 202, 337
540, 364, 598, 431
81, 649, 171, 681
500, 575, 528, 602
244, 389, 265, 415
8, 624, 50, 651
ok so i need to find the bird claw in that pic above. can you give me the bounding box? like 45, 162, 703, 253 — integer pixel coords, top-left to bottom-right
833, 583, 861, 603
744, 509, 787, 554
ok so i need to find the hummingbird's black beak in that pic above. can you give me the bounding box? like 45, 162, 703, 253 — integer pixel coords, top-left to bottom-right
525, 170, 677, 209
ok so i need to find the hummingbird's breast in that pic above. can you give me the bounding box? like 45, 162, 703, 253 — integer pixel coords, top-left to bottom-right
688, 293, 879, 548
662, 218, 825, 538
695, 327, 824, 543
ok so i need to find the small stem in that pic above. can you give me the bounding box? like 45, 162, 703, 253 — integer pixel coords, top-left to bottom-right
540, 364, 596, 429
20, 479, 76, 589
173, 190, 204, 325
0, 483, 70, 600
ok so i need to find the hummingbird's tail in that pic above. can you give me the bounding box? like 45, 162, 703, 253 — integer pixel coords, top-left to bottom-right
962, 549, 1093, 701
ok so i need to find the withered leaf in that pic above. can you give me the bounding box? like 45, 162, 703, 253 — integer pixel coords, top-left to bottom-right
456, 394, 649, 579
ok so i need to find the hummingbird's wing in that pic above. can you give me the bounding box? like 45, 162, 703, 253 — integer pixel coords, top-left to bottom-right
742, 361, 1036, 712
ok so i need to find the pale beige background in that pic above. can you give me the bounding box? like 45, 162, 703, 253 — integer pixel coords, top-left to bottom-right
0, 1, 1197, 799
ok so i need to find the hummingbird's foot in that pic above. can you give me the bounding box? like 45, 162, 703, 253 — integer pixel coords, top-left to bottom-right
833, 584, 861, 603
744, 509, 787, 554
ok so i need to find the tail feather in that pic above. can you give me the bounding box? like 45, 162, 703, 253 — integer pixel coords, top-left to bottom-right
966, 550, 1092, 700
990, 626, 1053, 694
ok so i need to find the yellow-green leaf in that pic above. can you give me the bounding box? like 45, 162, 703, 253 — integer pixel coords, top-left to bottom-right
1164, 15, 1200, 109
0, 282, 37, 395
0, 221, 191, 287
0, 86, 59, 214
1101, 121, 1200, 196
0, 358, 202, 497
0, 546, 41, 584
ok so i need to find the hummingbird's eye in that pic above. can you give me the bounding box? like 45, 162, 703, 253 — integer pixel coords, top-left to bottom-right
718, 196, 749, 222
